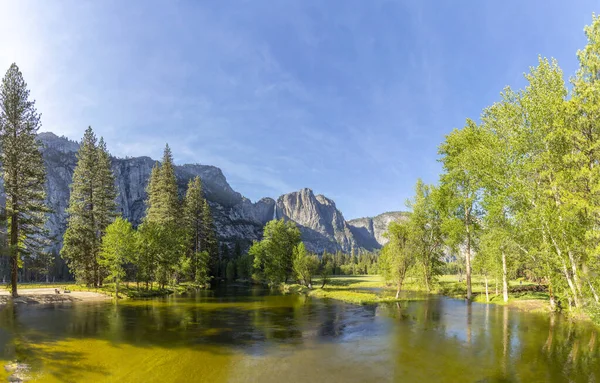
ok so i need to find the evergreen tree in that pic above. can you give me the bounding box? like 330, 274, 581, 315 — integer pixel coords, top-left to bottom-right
202, 199, 219, 276
145, 144, 179, 225
183, 176, 206, 280
95, 137, 118, 285
62, 127, 117, 287
0, 63, 49, 297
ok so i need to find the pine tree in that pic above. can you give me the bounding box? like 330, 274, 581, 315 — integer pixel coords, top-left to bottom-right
0, 63, 49, 297
183, 176, 205, 279
94, 137, 118, 285
145, 144, 179, 225
61, 128, 118, 286
62, 128, 99, 286
201, 199, 219, 276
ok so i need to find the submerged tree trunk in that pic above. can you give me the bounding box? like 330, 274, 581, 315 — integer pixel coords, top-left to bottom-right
502, 251, 509, 303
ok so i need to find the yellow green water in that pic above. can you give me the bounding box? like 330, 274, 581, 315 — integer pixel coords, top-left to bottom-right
0, 286, 598, 382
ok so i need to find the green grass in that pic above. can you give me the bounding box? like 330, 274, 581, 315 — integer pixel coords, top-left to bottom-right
292, 274, 551, 309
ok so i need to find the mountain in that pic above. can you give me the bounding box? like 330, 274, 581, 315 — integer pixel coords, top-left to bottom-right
347, 212, 409, 251
36, 132, 403, 255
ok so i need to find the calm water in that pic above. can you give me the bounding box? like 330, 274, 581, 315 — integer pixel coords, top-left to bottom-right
0, 286, 598, 382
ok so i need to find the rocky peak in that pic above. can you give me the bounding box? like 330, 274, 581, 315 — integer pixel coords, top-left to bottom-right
276, 188, 355, 253
38, 132, 80, 154
22, 132, 406, 257
347, 211, 409, 251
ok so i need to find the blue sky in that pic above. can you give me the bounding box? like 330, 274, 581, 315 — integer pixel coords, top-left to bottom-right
0, 1, 597, 219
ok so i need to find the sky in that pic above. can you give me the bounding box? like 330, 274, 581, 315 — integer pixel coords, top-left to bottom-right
0, 1, 598, 219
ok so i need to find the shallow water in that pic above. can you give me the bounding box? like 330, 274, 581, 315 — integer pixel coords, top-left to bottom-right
0, 286, 598, 382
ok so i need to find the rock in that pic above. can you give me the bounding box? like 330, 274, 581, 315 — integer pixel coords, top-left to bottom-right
5, 361, 30, 382
276, 188, 356, 253
347, 212, 409, 251
4, 133, 406, 258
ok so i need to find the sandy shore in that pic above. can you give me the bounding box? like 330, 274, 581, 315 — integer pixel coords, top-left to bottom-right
0, 288, 110, 304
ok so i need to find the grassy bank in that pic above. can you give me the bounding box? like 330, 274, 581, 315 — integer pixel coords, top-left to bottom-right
293, 275, 551, 312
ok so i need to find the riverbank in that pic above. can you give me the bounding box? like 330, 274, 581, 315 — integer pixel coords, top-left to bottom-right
0, 282, 194, 305
0, 288, 110, 304
289, 275, 553, 314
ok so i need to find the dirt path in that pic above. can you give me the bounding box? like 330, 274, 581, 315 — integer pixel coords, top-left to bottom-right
0, 288, 110, 304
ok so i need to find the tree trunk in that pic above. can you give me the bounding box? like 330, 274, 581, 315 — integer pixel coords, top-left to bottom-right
485, 274, 489, 303
10, 207, 18, 298
395, 281, 403, 299
116, 278, 119, 299
588, 280, 599, 303
562, 260, 580, 308
502, 251, 509, 303
547, 276, 556, 311
465, 221, 472, 301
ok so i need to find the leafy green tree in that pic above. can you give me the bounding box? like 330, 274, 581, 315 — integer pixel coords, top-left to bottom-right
438, 120, 485, 301
99, 217, 135, 297
406, 179, 444, 291
380, 220, 416, 299
319, 260, 332, 288
236, 253, 253, 280
292, 242, 319, 287
251, 219, 301, 285
0, 63, 49, 297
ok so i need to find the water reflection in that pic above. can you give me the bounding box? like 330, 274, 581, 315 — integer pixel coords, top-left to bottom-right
0, 290, 597, 382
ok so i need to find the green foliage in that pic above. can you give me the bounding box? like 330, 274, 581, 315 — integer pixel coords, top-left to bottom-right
406, 179, 444, 291
144, 144, 180, 226
99, 217, 135, 296
0, 63, 50, 296
292, 242, 319, 287
251, 219, 301, 285
226, 260, 236, 282
62, 127, 119, 287
379, 220, 416, 298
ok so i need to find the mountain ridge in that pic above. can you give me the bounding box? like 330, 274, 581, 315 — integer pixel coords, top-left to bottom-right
35, 132, 405, 254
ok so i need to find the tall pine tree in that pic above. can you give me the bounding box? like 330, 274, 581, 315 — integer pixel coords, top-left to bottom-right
142, 144, 184, 286
183, 176, 205, 279
94, 137, 118, 284
202, 199, 219, 276
61, 127, 118, 286
0, 63, 49, 297
145, 144, 179, 225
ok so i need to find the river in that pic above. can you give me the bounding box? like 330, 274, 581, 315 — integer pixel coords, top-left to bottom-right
0, 286, 597, 382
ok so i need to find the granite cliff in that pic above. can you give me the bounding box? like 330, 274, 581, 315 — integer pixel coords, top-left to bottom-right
37, 132, 402, 255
